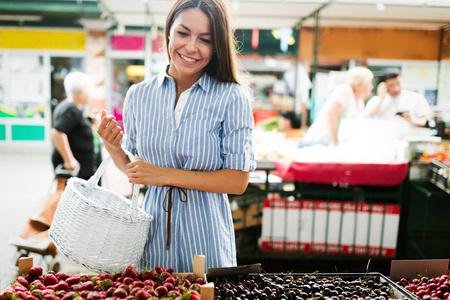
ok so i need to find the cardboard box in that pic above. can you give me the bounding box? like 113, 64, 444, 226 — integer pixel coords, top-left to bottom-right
231, 201, 263, 230
260, 197, 400, 257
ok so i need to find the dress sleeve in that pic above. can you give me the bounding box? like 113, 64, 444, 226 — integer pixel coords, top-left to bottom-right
221, 85, 257, 172
122, 84, 138, 156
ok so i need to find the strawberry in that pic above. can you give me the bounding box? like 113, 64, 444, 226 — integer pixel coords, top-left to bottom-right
123, 266, 139, 279
25, 295, 40, 300
184, 290, 201, 300
29, 266, 43, 278
154, 267, 163, 274
155, 285, 168, 297
105, 287, 116, 297
54, 282, 69, 292
99, 279, 113, 291
30, 280, 45, 291
60, 291, 76, 300
184, 274, 195, 283
80, 281, 94, 291
12, 283, 28, 292
112, 288, 128, 299
164, 277, 176, 286
141, 270, 156, 281
166, 268, 174, 274
56, 273, 70, 281
134, 289, 150, 300
113, 272, 123, 282
43, 274, 59, 286
130, 281, 144, 290
122, 277, 134, 285
17, 276, 30, 289
163, 282, 175, 291
194, 277, 206, 285
86, 291, 104, 300
99, 274, 113, 281
65, 276, 80, 286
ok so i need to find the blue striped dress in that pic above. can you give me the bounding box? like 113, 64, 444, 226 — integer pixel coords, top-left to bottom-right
122, 68, 257, 273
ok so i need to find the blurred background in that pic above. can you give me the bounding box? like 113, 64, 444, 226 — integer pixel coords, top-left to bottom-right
1, 0, 450, 289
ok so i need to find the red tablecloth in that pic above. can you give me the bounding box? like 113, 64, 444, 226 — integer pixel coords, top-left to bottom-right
272, 160, 409, 186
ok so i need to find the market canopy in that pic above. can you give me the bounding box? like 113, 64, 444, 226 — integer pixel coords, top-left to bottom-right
98, 0, 450, 30
0, 0, 449, 31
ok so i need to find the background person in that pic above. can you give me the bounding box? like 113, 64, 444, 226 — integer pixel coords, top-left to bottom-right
97, 0, 256, 273
365, 69, 432, 127
16, 71, 97, 255
278, 111, 303, 138
304, 66, 374, 146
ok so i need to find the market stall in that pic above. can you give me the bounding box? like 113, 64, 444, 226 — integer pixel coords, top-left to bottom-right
230, 120, 449, 264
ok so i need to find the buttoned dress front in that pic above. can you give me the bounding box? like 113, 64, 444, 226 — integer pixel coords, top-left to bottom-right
122, 69, 256, 273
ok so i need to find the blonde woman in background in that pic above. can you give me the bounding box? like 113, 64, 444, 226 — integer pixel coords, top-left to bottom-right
304, 67, 374, 146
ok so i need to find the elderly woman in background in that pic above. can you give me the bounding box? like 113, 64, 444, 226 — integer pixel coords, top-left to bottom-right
304, 67, 374, 146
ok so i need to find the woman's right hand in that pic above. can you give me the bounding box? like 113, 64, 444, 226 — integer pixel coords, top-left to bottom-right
97, 109, 124, 152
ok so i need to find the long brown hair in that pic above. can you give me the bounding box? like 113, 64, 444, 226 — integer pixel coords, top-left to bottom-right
164, 0, 241, 85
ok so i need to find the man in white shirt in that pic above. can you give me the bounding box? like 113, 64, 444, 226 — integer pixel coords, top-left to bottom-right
365, 69, 432, 127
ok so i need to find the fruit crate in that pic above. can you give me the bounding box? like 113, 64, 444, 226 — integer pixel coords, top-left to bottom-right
2, 256, 214, 300
213, 272, 417, 299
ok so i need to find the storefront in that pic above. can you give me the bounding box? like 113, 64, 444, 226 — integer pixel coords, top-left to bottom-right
0, 28, 95, 150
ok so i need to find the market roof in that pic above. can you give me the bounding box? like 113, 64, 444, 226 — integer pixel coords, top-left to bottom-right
0, 0, 450, 30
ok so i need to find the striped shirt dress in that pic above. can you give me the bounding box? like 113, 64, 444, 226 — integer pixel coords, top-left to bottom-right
122, 69, 257, 273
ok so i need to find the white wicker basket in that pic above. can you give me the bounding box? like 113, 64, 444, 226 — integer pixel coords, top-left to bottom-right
49, 151, 153, 274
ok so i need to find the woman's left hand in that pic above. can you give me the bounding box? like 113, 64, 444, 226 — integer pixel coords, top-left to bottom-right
126, 155, 167, 186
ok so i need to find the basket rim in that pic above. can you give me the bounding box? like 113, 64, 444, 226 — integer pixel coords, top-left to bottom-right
65, 177, 153, 222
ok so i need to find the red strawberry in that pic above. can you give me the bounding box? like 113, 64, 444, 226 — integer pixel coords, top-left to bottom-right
155, 285, 168, 297
25, 295, 40, 300
106, 287, 116, 297
163, 282, 175, 291
185, 290, 201, 300
86, 291, 104, 300
184, 274, 195, 283
54, 281, 69, 291
55, 273, 70, 281
29, 266, 43, 278
43, 274, 59, 286
164, 277, 176, 286
30, 280, 45, 290
99, 273, 113, 281
141, 270, 156, 281
12, 283, 28, 292
61, 291, 76, 300
122, 277, 134, 285
113, 272, 123, 282
130, 281, 145, 289
80, 281, 94, 291
65, 276, 80, 286
134, 289, 150, 300
112, 288, 128, 298
154, 266, 163, 274
194, 277, 206, 285
17, 276, 30, 289
123, 265, 139, 279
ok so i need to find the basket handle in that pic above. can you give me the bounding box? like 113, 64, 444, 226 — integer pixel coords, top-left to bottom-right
87, 150, 140, 215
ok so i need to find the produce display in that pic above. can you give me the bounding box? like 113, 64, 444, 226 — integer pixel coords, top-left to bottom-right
213, 273, 413, 300
396, 274, 450, 300
0, 265, 204, 300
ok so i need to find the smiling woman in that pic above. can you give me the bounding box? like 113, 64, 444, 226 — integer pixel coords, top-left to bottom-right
96, 0, 256, 273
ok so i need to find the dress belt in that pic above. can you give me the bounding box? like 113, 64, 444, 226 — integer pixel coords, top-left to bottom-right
163, 186, 188, 250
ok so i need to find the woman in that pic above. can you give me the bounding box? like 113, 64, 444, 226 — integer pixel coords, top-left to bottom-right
97, 0, 256, 272
304, 67, 374, 145
278, 111, 303, 138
